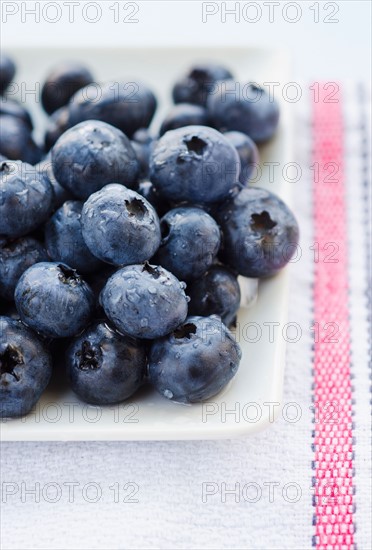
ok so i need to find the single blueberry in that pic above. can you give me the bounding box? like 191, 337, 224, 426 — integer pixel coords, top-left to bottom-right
68, 80, 157, 138
66, 321, 147, 405
45, 200, 103, 274
100, 262, 188, 339
159, 103, 209, 136
0, 55, 16, 95
214, 187, 299, 277
131, 141, 152, 181
153, 206, 221, 282
14, 262, 95, 338
224, 131, 259, 185
41, 61, 94, 115
131, 130, 157, 182
172, 63, 233, 107
81, 184, 161, 266
85, 264, 117, 312
0, 236, 48, 301
208, 81, 280, 143
132, 128, 155, 145
149, 315, 241, 403
44, 106, 69, 151
0, 161, 53, 238
0, 97, 33, 130
150, 125, 240, 205
52, 120, 139, 200
131, 128, 157, 181
36, 156, 73, 211
0, 316, 52, 418
0, 115, 43, 165
137, 180, 170, 218
187, 265, 241, 327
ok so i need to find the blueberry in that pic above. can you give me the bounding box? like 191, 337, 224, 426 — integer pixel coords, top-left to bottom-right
137, 180, 170, 218
36, 157, 73, 211
68, 81, 157, 138
159, 103, 208, 136
0, 161, 53, 238
81, 184, 161, 266
14, 262, 95, 338
172, 63, 233, 107
44, 106, 69, 151
208, 81, 280, 143
131, 141, 151, 181
131, 129, 158, 181
100, 262, 188, 339
0, 97, 33, 130
150, 125, 240, 205
153, 207, 220, 282
85, 264, 117, 311
131, 131, 157, 181
52, 120, 139, 200
66, 321, 146, 405
149, 315, 241, 403
0, 115, 43, 165
224, 131, 259, 185
45, 200, 103, 274
0, 236, 48, 301
132, 128, 155, 145
41, 61, 94, 115
187, 266, 241, 327
0, 317, 52, 418
214, 187, 299, 277
0, 55, 16, 95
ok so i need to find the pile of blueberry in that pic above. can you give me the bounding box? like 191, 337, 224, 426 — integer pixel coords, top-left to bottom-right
0, 56, 299, 418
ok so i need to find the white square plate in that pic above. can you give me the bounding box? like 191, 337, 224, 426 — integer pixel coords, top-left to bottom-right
1, 47, 292, 440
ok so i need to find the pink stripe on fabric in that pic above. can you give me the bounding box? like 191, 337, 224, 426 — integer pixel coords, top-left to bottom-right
311, 85, 355, 549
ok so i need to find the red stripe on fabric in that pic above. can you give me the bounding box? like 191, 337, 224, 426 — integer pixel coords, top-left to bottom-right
311, 85, 355, 549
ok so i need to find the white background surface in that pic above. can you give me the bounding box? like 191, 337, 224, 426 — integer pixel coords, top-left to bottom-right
1, 2, 371, 550
1, 0, 371, 80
